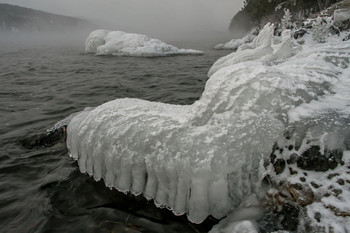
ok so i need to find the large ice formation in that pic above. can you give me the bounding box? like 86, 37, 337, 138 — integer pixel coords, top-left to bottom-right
67, 21, 350, 225
85, 29, 203, 57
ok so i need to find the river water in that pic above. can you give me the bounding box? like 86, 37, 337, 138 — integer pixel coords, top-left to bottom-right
0, 40, 230, 233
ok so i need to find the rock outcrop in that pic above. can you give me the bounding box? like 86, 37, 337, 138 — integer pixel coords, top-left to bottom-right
229, 0, 343, 36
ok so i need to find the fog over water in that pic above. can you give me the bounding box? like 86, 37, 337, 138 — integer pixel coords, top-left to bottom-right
0, 0, 244, 41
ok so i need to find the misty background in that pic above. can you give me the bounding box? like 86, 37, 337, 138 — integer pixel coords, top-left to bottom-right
0, 0, 244, 42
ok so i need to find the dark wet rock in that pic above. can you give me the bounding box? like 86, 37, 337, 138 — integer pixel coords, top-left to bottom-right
42, 170, 217, 233
288, 145, 294, 151
274, 159, 286, 175
294, 29, 308, 39
262, 175, 272, 187
311, 182, 320, 189
268, 143, 279, 167
19, 126, 67, 149
278, 191, 289, 199
314, 212, 321, 222
258, 200, 300, 233
332, 188, 343, 197
326, 205, 350, 217
284, 130, 293, 140
297, 146, 343, 172
289, 167, 298, 175
329, 25, 341, 35
328, 173, 340, 179
300, 177, 306, 182
287, 183, 314, 207
281, 204, 299, 231
337, 179, 345, 185
287, 153, 298, 164
290, 183, 303, 191
271, 153, 277, 165
343, 34, 350, 41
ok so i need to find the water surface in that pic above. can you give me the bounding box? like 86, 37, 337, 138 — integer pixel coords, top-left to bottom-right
0, 42, 230, 233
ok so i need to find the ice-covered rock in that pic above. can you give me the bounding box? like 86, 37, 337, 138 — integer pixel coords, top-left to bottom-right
208, 23, 298, 77
333, 9, 350, 30
209, 195, 261, 233
214, 28, 258, 50
210, 220, 258, 233
67, 21, 350, 225
85, 29, 202, 57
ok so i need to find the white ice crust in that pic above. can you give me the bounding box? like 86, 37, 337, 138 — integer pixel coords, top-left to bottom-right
68, 22, 350, 225
214, 28, 258, 50
333, 8, 350, 25
85, 29, 203, 57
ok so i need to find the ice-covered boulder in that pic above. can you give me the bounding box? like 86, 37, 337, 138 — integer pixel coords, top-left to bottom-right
333, 9, 350, 30
85, 30, 203, 57
208, 25, 300, 77
67, 23, 350, 224
214, 28, 259, 50
209, 23, 284, 77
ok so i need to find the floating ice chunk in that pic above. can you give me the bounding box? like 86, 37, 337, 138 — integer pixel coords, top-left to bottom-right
85, 29, 203, 57
85, 29, 109, 53
68, 23, 350, 224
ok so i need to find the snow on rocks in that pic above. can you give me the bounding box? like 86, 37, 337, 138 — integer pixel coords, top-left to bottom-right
208, 23, 299, 77
214, 28, 259, 50
263, 142, 350, 233
85, 29, 202, 57
333, 9, 350, 30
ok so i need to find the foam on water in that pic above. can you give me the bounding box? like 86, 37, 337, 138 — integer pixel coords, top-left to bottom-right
67, 23, 350, 224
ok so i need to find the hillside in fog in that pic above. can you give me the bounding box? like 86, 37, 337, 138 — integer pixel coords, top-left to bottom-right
0, 3, 95, 32
229, 0, 345, 36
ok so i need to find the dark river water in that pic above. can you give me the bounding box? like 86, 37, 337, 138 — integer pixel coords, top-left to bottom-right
0, 41, 230, 233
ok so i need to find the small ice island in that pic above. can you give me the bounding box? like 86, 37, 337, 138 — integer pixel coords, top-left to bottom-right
85, 29, 203, 57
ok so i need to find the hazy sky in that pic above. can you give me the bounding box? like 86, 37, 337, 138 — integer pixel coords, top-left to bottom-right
0, 0, 244, 39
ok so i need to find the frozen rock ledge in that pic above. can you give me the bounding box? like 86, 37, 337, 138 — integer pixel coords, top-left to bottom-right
85, 29, 203, 57
67, 22, 350, 226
